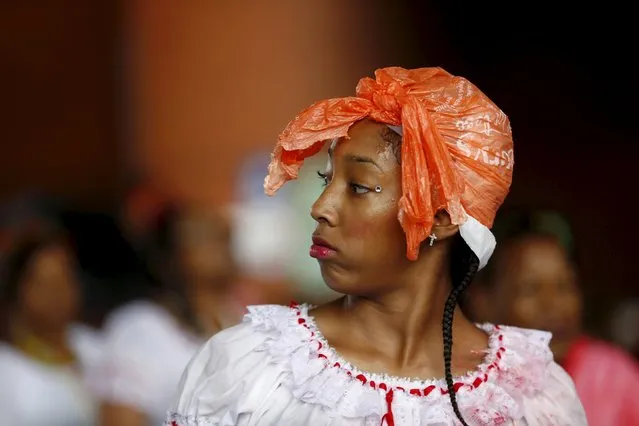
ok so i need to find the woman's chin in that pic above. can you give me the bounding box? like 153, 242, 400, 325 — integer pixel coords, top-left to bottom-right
319, 265, 354, 295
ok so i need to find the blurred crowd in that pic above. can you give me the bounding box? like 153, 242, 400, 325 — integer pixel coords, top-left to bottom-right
0, 178, 297, 426
0, 178, 638, 426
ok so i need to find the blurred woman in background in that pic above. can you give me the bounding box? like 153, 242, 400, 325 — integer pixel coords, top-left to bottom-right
467, 208, 639, 425
97, 203, 243, 426
0, 226, 103, 426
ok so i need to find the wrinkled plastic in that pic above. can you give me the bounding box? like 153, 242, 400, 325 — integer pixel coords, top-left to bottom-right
264, 67, 513, 260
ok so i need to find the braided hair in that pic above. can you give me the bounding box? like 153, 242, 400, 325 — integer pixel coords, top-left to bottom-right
443, 236, 480, 425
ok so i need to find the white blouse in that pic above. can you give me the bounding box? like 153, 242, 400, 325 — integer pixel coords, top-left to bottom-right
166, 304, 587, 425
94, 301, 203, 425
0, 324, 103, 426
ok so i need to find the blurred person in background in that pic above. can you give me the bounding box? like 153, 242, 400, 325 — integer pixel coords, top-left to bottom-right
229, 153, 299, 307
467, 208, 639, 425
97, 203, 243, 426
609, 299, 639, 360
0, 224, 103, 426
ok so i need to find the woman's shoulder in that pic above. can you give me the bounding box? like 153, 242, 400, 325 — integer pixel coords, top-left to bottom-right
515, 360, 587, 424
101, 300, 190, 345
187, 303, 301, 358
166, 304, 313, 424
67, 323, 104, 369
578, 336, 639, 373
0, 342, 30, 374
491, 323, 587, 424
180, 302, 301, 355
99, 300, 202, 369
103, 300, 172, 331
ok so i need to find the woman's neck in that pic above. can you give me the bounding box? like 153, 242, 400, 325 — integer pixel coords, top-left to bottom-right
344, 272, 453, 363
186, 282, 236, 335
315, 259, 487, 378
10, 318, 75, 365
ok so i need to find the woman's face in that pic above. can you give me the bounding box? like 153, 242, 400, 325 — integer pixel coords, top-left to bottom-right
18, 244, 80, 329
175, 210, 235, 285
490, 235, 582, 359
310, 119, 409, 294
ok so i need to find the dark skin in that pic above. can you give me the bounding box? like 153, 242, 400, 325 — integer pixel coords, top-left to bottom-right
472, 235, 582, 362
310, 119, 488, 380
12, 243, 79, 359
174, 208, 236, 287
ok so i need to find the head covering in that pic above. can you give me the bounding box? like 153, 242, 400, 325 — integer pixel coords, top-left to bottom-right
264, 67, 514, 269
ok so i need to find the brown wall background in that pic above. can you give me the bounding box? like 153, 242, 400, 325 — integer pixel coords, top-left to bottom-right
128, 1, 414, 206
0, 2, 122, 209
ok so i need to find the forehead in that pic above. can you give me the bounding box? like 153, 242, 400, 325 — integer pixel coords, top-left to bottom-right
34, 244, 69, 261
29, 244, 72, 273
328, 120, 397, 168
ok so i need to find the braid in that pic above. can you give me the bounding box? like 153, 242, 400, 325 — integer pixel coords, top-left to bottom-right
442, 240, 480, 425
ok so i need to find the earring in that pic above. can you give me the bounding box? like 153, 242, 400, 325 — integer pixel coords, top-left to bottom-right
374, 185, 382, 193
428, 233, 437, 246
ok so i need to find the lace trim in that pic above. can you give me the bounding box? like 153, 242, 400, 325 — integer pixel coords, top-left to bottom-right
293, 302, 505, 396
242, 303, 553, 423
165, 413, 216, 425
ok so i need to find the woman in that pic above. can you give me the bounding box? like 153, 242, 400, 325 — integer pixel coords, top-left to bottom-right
97, 205, 242, 426
467, 208, 639, 425
167, 67, 586, 425
0, 228, 102, 426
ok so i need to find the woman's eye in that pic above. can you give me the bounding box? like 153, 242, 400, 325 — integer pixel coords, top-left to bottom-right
350, 183, 370, 195
316, 170, 330, 187
317, 170, 371, 195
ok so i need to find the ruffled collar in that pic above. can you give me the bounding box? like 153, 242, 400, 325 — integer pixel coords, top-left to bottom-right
245, 303, 554, 425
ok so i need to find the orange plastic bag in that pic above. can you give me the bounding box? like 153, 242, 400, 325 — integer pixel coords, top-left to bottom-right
264, 67, 513, 261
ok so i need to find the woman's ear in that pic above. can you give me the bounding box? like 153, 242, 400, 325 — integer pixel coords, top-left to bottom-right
431, 210, 459, 241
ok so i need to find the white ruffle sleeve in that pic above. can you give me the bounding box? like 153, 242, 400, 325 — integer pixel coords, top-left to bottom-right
166, 304, 587, 425
519, 362, 588, 425
93, 301, 201, 424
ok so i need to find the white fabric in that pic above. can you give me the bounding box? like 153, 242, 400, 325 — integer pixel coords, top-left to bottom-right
0, 323, 103, 426
458, 214, 496, 270
386, 125, 495, 270
166, 304, 587, 425
230, 203, 297, 280
93, 301, 202, 425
